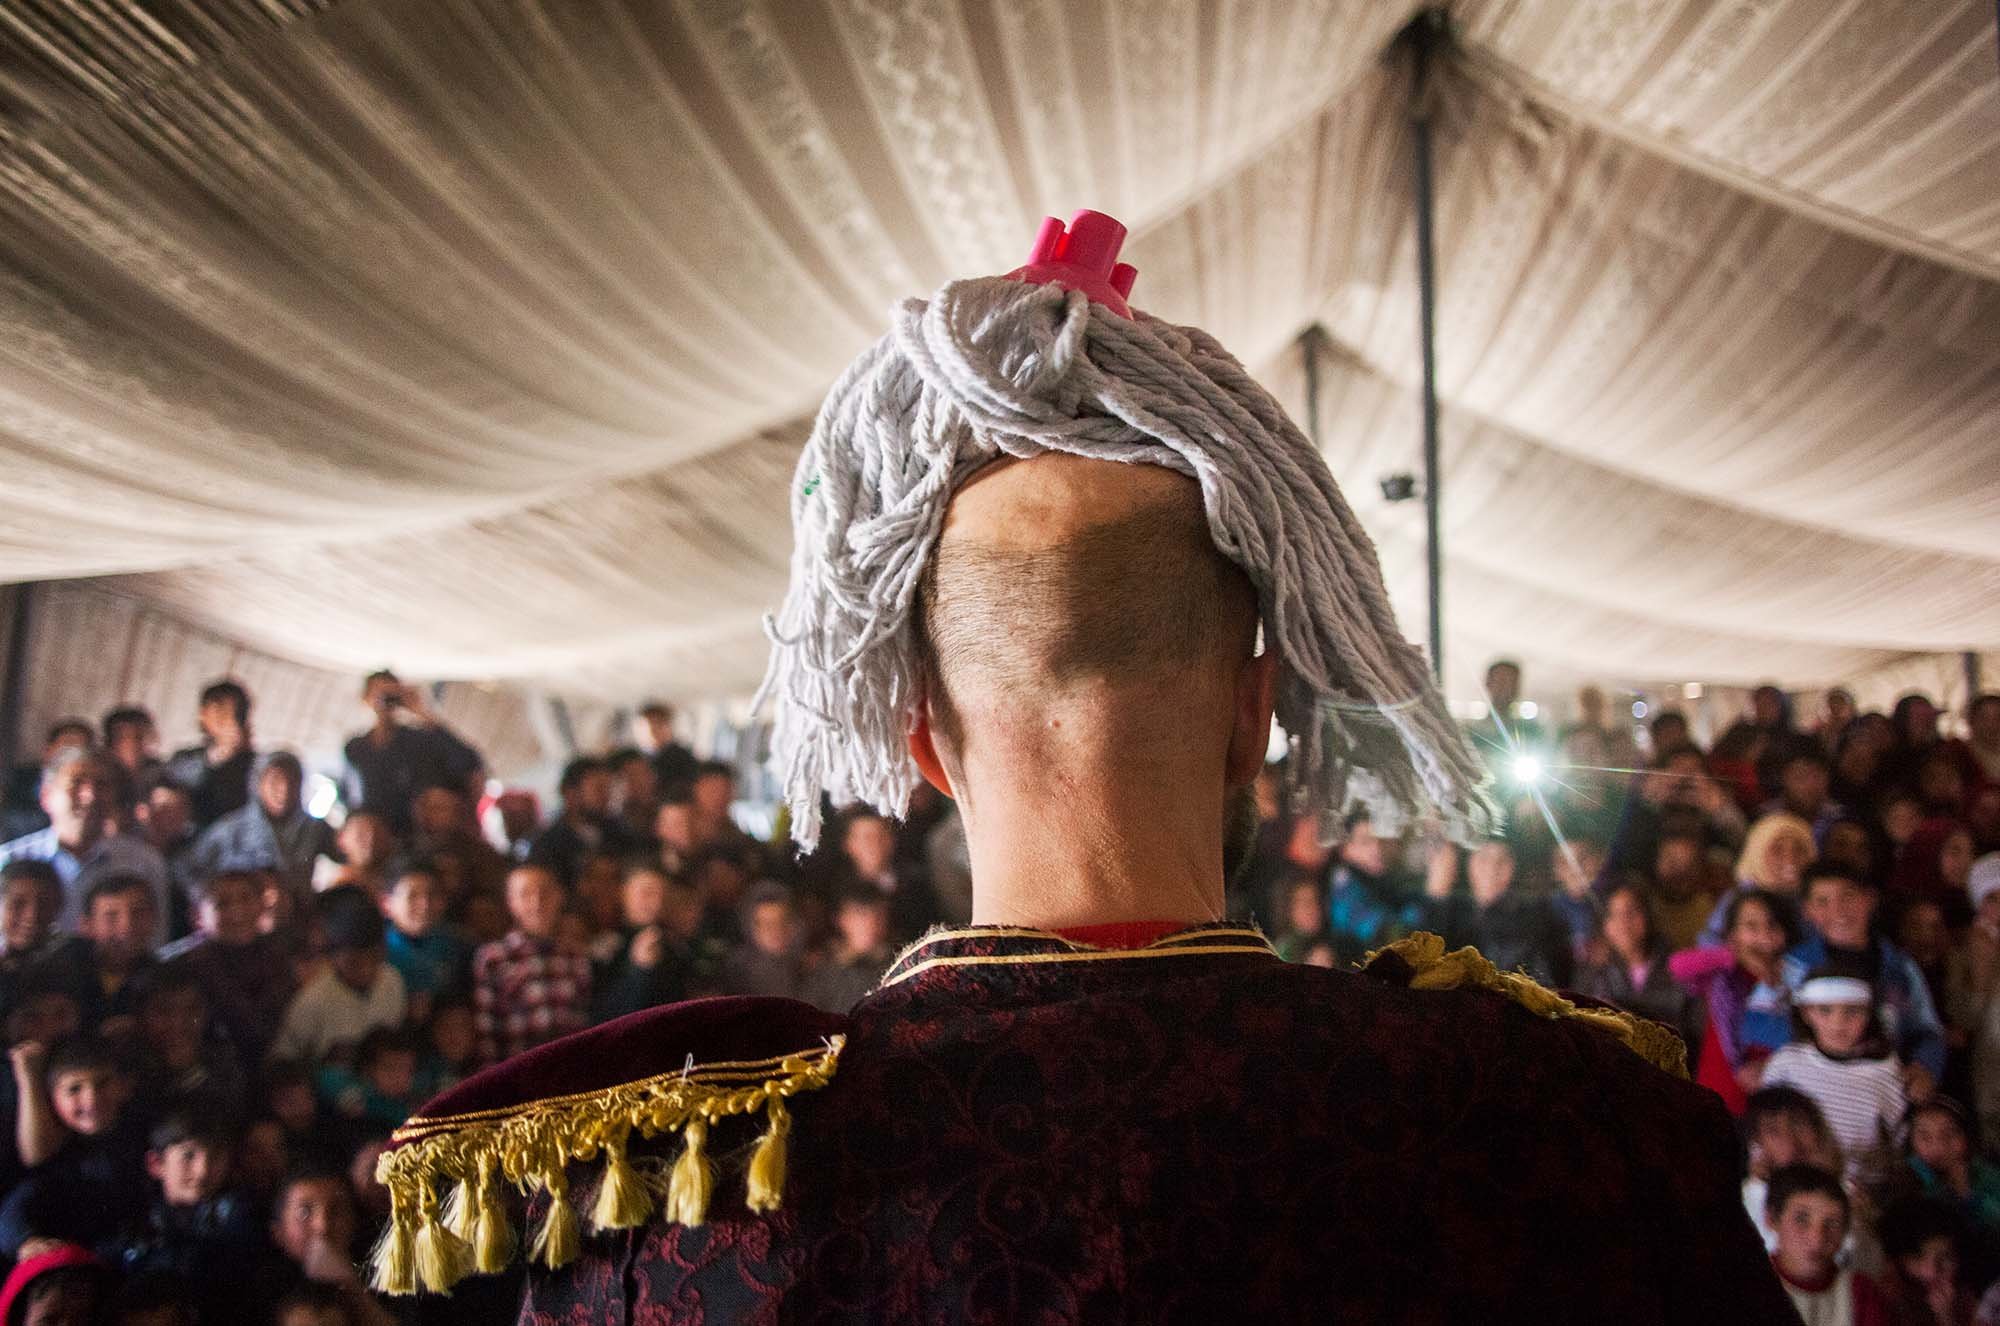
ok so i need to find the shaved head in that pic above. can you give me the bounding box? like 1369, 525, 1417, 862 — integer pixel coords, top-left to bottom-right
916, 454, 1258, 732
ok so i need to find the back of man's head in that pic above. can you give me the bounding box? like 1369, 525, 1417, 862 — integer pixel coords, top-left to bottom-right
917, 455, 1256, 759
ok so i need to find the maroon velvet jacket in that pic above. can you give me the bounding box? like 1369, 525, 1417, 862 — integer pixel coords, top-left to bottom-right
464, 923, 1799, 1324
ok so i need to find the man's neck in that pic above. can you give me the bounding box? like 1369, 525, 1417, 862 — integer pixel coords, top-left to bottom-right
964, 765, 1225, 931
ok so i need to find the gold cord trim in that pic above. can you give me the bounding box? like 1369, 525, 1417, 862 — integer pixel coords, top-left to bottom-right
879, 942, 1278, 990
392, 1049, 828, 1136
372, 1037, 844, 1295
1362, 932, 1687, 1078
890, 923, 1268, 966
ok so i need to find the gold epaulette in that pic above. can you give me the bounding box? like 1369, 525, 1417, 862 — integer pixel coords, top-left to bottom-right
1360, 932, 1688, 1079
370, 1037, 844, 1295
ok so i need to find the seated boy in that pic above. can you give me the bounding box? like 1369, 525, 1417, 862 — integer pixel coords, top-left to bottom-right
382, 861, 466, 1026
0, 1034, 146, 1257
161, 870, 294, 1063
269, 887, 405, 1063
247, 1167, 394, 1326
76, 872, 161, 1035
800, 886, 895, 1013
590, 863, 696, 1021
314, 1027, 423, 1134
0, 861, 66, 979
114, 1103, 259, 1317
1765, 1163, 1890, 1325
126, 967, 245, 1124
472, 865, 589, 1065
0, 1243, 111, 1326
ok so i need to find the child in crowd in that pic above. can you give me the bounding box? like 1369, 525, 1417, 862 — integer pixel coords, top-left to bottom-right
0, 972, 84, 1193
591, 863, 687, 1022
1764, 1164, 1890, 1325
127, 968, 244, 1121
159, 870, 294, 1064
233, 1118, 291, 1206
0, 1243, 110, 1326
314, 1028, 423, 1134
1902, 1097, 2000, 1284
381, 862, 467, 1026
1272, 878, 1329, 964
472, 866, 590, 1065
0, 862, 64, 975
723, 882, 803, 1000
1878, 1198, 1977, 1326
114, 1105, 258, 1321
421, 997, 478, 1094
270, 887, 406, 1063
324, 812, 395, 898
1763, 975, 1908, 1188
0, 1035, 145, 1257
1741, 1086, 1845, 1253
1548, 838, 1606, 966
1784, 863, 1946, 1098
801, 887, 894, 1013
78, 873, 161, 1034
247, 1168, 392, 1326
258, 1063, 332, 1172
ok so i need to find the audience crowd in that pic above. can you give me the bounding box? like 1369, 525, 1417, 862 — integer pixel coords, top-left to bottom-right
0, 658, 1993, 1324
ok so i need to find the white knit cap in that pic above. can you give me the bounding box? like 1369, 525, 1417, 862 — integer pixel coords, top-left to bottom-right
1970, 852, 2000, 913
1796, 976, 1872, 1007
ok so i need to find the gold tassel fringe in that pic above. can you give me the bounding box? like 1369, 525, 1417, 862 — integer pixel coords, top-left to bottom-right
531, 1173, 580, 1270
440, 1177, 474, 1241
590, 1129, 655, 1231
472, 1160, 515, 1273
414, 1192, 475, 1293
744, 1096, 790, 1215
367, 1198, 418, 1296
666, 1117, 714, 1227
1361, 932, 1688, 1077
374, 1037, 843, 1294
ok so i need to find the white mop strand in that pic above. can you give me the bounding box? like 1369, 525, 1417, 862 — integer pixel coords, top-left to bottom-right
754, 277, 1495, 850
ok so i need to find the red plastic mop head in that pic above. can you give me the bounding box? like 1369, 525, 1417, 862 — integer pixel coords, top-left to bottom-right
1004, 209, 1138, 318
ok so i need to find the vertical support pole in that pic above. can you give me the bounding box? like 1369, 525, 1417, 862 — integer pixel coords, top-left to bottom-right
1301, 326, 1322, 450
1409, 11, 1447, 684
1968, 652, 1984, 705
0, 584, 35, 768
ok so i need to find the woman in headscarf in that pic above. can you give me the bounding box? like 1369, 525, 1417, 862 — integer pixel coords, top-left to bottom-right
1698, 812, 1816, 946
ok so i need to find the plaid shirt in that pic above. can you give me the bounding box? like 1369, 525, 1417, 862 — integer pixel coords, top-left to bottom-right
472, 930, 591, 1066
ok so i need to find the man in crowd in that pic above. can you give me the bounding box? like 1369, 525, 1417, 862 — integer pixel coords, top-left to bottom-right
1417, 840, 1571, 988
636, 702, 698, 792
528, 757, 621, 889
836, 809, 936, 943
0, 747, 169, 945
187, 752, 335, 917
165, 680, 256, 831
100, 707, 162, 814
1, 719, 92, 841
340, 670, 484, 835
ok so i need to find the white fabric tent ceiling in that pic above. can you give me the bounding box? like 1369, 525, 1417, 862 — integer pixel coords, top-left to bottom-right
3, 0, 1997, 709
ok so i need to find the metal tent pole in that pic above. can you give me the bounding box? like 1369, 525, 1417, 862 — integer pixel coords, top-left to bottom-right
1407, 10, 1447, 684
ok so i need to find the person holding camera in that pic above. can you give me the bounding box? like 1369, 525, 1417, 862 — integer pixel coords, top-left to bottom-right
339, 671, 484, 836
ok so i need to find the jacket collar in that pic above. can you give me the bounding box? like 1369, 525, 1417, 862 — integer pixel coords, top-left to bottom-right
878, 921, 1275, 991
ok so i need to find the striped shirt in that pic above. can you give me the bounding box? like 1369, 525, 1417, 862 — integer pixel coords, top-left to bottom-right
1762, 1042, 1906, 1186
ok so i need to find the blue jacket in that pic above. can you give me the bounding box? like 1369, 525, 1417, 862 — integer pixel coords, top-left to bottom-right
1781, 934, 1946, 1079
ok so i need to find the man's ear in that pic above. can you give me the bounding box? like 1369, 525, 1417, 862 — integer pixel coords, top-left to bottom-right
1226, 650, 1279, 789
908, 709, 954, 798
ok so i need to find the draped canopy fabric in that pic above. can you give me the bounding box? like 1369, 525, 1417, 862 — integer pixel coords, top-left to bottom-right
3, 0, 1997, 735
